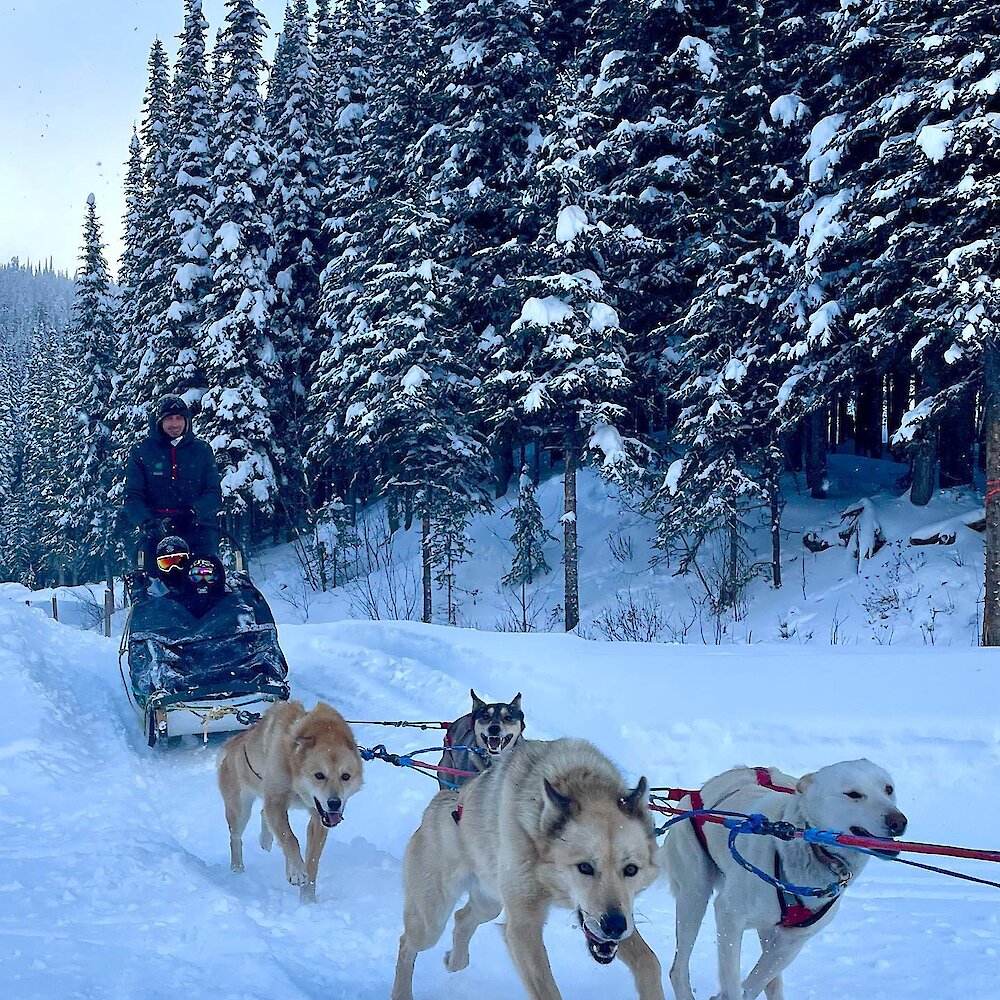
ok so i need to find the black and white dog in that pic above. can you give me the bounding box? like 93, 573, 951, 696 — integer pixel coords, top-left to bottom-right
436, 690, 525, 789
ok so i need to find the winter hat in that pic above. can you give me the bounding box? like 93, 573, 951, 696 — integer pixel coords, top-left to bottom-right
155, 535, 191, 574
156, 535, 191, 558
156, 394, 190, 432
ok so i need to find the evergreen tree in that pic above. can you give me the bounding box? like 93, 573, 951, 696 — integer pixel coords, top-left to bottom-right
17, 321, 70, 586
266, 0, 326, 531
160, 0, 215, 396
502, 466, 554, 631
329, 205, 491, 620
60, 195, 120, 581
199, 0, 279, 536
483, 208, 637, 630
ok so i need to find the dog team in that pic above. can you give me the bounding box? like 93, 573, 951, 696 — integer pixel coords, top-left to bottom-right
216, 691, 907, 1000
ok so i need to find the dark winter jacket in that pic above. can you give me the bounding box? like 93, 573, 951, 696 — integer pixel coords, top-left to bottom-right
123, 398, 222, 532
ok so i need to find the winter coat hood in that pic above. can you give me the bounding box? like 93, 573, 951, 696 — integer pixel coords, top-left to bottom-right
151, 394, 191, 436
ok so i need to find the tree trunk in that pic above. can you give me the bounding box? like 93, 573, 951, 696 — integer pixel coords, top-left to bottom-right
492, 438, 515, 499
854, 375, 884, 458
983, 346, 1000, 645
768, 458, 783, 589
421, 514, 432, 624
910, 357, 940, 506
837, 392, 853, 451
805, 410, 828, 499
562, 433, 579, 632
939, 386, 975, 488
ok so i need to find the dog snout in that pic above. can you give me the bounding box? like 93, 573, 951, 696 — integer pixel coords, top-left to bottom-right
599, 909, 628, 941
487, 723, 502, 736
885, 809, 907, 837
326, 796, 342, 813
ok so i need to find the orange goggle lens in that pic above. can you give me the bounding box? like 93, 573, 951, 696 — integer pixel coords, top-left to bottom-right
156, 552, 189, 572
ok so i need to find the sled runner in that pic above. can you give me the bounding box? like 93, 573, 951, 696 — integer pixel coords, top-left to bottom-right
119, 551, 289, 747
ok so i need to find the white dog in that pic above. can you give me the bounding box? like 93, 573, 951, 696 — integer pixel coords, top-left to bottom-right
661, 760, 906, 1000
392, 737, 664, 1000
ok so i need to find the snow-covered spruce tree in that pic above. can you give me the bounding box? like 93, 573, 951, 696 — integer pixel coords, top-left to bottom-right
312, 0, 370, 276
772, 0, 970, 506
108, 130, 150, 453
309, 0, 423, 509
60, 195, 120, 582
412, 0, 548, 495
263, 1, 297, 128
122, 40, 174, 400
0, 338, 25, 579
199, 0, 279, 543
483, 206, 638, 631
649, 1, 840, 599
502, 466, 554, 631
567, 0, 718, 432
842, 2, 999, 507
332, 205, 492, 623
160, 0, 215, 397
17, 321, 70, 586
265, 0, 327, 535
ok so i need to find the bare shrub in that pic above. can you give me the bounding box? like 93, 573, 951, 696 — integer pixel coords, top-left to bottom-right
593, 591, 687, 643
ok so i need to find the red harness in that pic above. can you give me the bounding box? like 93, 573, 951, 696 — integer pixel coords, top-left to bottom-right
665, 768, 834, 928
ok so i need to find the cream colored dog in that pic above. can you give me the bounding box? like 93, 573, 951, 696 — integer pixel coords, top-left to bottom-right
661, 760, 906, 1000
217, 700, 363, 902
391, 737, 664, 1000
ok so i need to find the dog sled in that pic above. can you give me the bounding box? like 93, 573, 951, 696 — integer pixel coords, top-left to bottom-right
119, 550, 289, 748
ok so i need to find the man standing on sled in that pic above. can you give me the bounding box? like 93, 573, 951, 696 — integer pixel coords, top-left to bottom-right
123, 394, 222, 579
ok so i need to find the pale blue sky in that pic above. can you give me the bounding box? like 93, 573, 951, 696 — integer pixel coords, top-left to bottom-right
0, 1, 286, 278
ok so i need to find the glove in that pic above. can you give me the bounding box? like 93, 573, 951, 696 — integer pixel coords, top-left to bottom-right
160, 517, 177, 535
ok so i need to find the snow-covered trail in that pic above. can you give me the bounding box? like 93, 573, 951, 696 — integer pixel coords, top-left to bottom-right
2, 601, 999, 999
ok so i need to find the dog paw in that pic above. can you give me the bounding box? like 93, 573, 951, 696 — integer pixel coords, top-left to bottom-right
286, 863, 308, 886
230, 862, 244, 873
444, 949, 468, 972
259, 831, 273, 852
299, 882, 317, 904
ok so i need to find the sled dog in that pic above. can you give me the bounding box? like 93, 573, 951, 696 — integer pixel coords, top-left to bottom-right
661, 759, 906, 1000
392, 738, 664, 1000
217, 700, 364, 902
436, 689, 525, 789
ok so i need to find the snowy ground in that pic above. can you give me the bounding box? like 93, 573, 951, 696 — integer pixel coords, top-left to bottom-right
2, 593, 999, 1000
2, 454, 998, 998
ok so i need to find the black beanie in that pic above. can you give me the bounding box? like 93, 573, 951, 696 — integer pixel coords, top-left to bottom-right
156, 395, 190, 431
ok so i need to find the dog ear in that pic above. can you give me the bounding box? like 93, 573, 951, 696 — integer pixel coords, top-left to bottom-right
796, 772, 814, 794
510, 693, 522, 709
544, 778, 575, 815
470, 689, 486, 712
292, 726, 316, 753
619, 776, 649, 819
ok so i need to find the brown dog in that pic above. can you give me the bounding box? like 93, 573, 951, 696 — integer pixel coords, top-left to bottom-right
218, 700, 364, 902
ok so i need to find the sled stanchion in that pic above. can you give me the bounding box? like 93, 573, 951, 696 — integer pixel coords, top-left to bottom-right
51, 596, 58, 622
104, 587, 114, 637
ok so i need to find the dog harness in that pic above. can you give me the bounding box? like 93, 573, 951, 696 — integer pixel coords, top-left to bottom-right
772, 853, 839, 928
682, 768, 838, 929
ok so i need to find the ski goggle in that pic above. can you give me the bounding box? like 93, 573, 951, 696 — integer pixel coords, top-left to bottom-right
189, 560, 218, 583
156, 551, 190, 572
